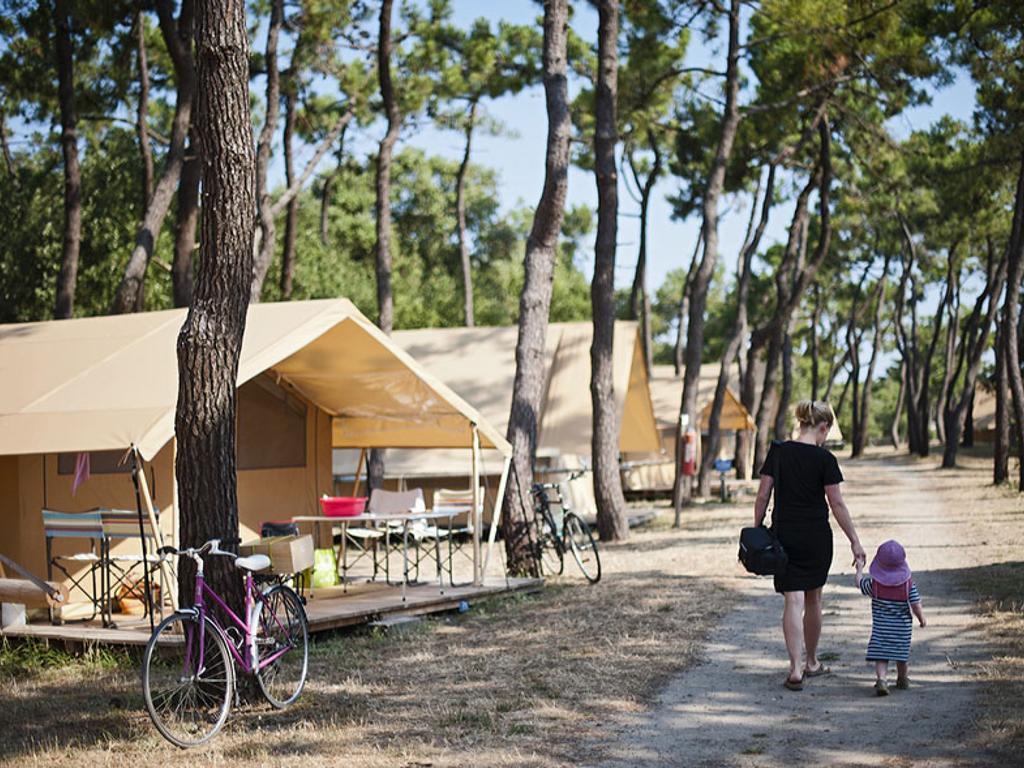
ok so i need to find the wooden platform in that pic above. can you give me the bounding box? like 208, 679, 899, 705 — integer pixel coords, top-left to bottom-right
0, 577, 543, 647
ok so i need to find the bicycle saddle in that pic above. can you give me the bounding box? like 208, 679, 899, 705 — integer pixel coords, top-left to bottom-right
235, 554, 271, 572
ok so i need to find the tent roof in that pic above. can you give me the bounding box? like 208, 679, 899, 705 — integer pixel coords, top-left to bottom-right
392, 321, 661, 455
0, 299, 510, 460
649, 363, 754, 432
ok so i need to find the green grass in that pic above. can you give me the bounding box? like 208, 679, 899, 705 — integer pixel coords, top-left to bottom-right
0, 637, 134, 676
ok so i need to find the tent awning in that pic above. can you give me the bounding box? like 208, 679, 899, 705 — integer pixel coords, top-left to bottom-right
0, 299, 510, 460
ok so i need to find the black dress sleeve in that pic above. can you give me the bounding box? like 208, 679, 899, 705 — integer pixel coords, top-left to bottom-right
759, 441, 778, 478
822, 450, 843, 485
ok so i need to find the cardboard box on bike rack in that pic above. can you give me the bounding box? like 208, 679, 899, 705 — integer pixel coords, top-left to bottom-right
239, 534, 314, 575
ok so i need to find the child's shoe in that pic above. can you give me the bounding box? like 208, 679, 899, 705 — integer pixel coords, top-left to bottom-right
874, 680, 889, 696
896, 676, 910, 690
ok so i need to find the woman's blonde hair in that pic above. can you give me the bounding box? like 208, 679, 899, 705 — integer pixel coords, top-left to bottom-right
795, 399, 834, 430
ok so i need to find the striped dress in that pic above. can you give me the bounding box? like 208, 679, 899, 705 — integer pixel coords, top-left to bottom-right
859, 576, 920, 663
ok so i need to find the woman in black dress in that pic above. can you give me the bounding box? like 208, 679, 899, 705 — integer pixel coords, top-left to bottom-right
753, 400, 866, 691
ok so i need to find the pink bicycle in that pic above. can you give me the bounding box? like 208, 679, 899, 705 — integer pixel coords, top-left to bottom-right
141, 538, 309, 747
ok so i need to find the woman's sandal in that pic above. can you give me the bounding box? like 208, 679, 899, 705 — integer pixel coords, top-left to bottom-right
784, 675, 805, 691
804, 664, 832, 678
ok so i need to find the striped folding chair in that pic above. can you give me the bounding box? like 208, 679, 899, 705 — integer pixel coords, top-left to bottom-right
41, 509, 104, 624
99, 508, 162, 624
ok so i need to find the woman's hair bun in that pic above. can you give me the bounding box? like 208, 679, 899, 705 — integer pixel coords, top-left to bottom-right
795, 399, 834, 429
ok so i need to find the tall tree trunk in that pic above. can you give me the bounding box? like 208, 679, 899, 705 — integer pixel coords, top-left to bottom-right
810, 283, 822, 400
775, 329, 794, 439
853, 259, 890, 458
250, 0, 283, 302
935, 250, 961, 446
590, 0, 628, 542
891, 360, 905, 450
368, 0, 401, 492
674, 0, 742, 518
52, 0, 81, 320
171, 129, 199, 308
111, 0, 195, 314
375, 0, 399, 334
455, 99, 479, 327
175, 0, 255, 616
502, 0, 571, 575
673, 232, 702, 376
280, 88, 298, 300
135, 9, 154, 212
1000, 153, 1024, 489
319, 135, 346, 246
752, 170, 818, 466
0, 108, 15, 176
994, 310, 1009, 483
699, 164, 775, 496
628, 134, 662, 374
942, 241, 1007, 468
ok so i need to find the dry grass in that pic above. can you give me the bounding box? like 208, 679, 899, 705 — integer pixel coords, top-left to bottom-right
0, 504, 739, 767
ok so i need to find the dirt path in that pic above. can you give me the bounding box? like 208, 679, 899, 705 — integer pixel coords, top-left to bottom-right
595, 455, 997, 767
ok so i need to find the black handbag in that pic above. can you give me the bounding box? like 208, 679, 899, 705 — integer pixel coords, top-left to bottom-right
738, 465, 788, 576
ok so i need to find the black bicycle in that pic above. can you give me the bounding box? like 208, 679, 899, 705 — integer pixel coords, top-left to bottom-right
531, 473, 601, 583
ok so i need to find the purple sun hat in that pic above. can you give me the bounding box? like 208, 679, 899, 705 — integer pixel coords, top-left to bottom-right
869, 540, 912, 586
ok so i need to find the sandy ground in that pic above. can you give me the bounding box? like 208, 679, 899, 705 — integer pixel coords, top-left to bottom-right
595, 450, 1023, 767
3, 448, 1021, 767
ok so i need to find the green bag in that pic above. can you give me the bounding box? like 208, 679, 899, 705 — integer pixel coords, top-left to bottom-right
311, 547, 339, 588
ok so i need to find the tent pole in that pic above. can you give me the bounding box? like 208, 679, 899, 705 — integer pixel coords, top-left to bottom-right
471, 426, 482, 586
352, 447, 366, 497
482, 454, 511, 582
135, 449, 178, 613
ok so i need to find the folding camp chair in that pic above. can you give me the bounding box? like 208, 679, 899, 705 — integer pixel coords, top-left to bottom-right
41, 509, 104, 624
99, 508, 163, 625
367, 488, 436, 585
431, 486, 483, 587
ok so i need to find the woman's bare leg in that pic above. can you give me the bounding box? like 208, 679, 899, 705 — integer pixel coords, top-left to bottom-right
803, 587, 823, 671
896, 661, 908, 682
783, 591, 805, 681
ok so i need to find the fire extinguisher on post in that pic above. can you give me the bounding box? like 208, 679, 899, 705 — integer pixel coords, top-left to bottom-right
680, 427, 698, 476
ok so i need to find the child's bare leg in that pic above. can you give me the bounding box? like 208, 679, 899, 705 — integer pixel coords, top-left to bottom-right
803, 587, 823, 671
896, 661, 909, 687
782, 591, 805, 682
874, 660, 888, 681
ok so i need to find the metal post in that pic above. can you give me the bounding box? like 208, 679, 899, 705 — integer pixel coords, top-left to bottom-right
482, 454, 511, 581
471, 426, 482, 586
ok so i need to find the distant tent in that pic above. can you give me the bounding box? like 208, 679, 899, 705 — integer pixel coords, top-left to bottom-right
334, 321, 661, 518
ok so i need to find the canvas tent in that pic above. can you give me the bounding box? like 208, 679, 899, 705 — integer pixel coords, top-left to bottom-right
0, 299, 511, 601
622, 363, 757, 492
334, 321, 661, 517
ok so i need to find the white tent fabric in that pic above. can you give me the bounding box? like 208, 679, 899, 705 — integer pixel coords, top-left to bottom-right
0, 299, 510, 460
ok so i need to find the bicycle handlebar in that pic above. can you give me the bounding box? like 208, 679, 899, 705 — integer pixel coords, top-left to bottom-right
157, 537, 241, 561
532, 469, 586, 492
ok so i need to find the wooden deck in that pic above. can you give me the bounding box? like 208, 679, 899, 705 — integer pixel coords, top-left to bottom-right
0, 577, 543, 647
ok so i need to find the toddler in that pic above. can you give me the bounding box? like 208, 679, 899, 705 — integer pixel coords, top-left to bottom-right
855, 539, 926, 696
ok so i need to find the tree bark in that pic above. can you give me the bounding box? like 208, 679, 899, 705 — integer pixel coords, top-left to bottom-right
941, 241, 1007, 468
111, 0, 195, 314
455, 99, 479, 326
753, 156, 823, 468
502, 0, 571, 575
280, 88, 298, 300
175, 0, 255, 616
674, 0, 742, 516
935, 250, 961, 446
994, 309, 1009, 483
891, 359, 905, 450
135, 9, 154, 212
172, 130, 199, 308
52, 0, 82, 320
250, 0, 284, 303
375, 0, 399, 334
589, 0, 628, 542
999, 154, 1024, 489
810, 283, 822, 400
628, 133, 663, 374
673, 232, 702, 376
698, 164, 776, 496
852, 259, 889, 457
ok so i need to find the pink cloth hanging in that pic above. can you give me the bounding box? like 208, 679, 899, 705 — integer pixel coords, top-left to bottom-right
72, 452, 90, 495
